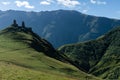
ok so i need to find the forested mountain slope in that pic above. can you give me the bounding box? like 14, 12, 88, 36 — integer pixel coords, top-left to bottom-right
59, 26, 120, 80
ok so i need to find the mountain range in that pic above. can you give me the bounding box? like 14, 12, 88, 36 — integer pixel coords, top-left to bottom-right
0, 19, 120, 80
0, 10, 120, 47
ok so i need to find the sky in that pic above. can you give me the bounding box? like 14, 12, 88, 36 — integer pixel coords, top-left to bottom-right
0, 0, 120, 19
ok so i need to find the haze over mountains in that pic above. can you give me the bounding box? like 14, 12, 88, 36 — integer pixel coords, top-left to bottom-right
0, 10, 120, 47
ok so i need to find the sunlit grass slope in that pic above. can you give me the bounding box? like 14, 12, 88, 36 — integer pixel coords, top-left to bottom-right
0, 25, 100, 80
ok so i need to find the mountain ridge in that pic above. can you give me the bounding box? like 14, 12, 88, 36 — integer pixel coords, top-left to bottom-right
0, 10, 120, 47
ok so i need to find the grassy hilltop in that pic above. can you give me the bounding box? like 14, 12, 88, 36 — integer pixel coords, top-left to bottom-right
0, 21, 100, 80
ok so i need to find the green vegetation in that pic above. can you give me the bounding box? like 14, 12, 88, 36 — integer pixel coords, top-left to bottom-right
0, 23, 100, 80
0, 62, 77, 80
59, 27, 120, 80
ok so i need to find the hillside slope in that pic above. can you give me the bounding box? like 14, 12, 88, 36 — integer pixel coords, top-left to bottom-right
58, 27, 120, 79
0, 22, 100, 80
0, 10, 120, 47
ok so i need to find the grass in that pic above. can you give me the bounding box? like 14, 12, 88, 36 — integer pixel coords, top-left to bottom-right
0, 62, 77, 80
0, 26, 101, 80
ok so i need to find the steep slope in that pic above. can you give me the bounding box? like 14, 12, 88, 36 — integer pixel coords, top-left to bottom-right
0, 23, 100, 80
0, 10, 120, 47
58, 27, 120, 79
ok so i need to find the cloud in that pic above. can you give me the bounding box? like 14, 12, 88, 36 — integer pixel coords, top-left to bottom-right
90, 0, 106, 5
40, 0, 53, 5
57, 0, 80, 7
1, 1, 11, 5
15, 1, 34, 9
82, 9, 88, 13
40, 1, 51, 5
97, 1, 106, 5
90, 0, 96, 4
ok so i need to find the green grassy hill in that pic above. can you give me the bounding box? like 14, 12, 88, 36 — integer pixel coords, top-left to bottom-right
58, 27, 120, 80
0, 23, 100, 80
